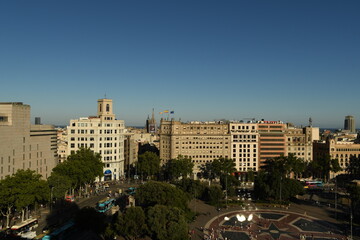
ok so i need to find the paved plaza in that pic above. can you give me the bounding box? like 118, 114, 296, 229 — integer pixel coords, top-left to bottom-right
203, 209, 348, 240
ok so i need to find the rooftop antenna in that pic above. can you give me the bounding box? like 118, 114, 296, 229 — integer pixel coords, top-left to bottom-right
104, 93, 107, 99
309, 117, 312, 127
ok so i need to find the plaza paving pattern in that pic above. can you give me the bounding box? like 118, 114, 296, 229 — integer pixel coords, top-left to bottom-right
203, 210, 347, 240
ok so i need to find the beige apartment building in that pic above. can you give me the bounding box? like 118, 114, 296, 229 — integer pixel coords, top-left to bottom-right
159, 119, 231, 173
0, 102, 57, 179
160, 119, 323, 175
124, 132, 139, 177
313, 137, 360, 178
285, 125, 319, 162
57, 128, 68, 163
67, 99, 125, 181
229, 123, 259, 172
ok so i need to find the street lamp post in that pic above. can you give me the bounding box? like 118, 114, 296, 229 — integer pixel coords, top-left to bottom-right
335, 177, 337, 219
279, 176, 282, 203
225, 174, 228, 208
50, 186, 54, 211
350, 199, 353, 240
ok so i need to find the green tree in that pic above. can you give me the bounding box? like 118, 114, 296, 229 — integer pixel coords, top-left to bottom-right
247, 169, 255, 182
200, 157, 236, 185
263, 154, 306, 179
136, 181, 189, 212
211, 157, 236, 177
347, 184, 360, 222
163, 155, 194, 181
0, 169, 49, 226
47, 172, 72, 201
347, 156, 360, 179
255, 155, 306, 201
315, 154, 341, 182
174, 178, 206, 199
253, 171, 272, 200
202, 185, 223, 206
137, 152, 160, 180
147, 205, 188, 240
115, 207, 147, 239
0, 176, 17, 228
13, 170, 49, 221
52, 148, 103, 193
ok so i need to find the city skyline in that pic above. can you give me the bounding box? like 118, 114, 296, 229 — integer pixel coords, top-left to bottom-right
1, 1, 359, 128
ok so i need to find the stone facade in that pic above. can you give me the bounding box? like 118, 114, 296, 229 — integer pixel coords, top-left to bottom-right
285, 125, 319, 162
0, 102, 57, 179
159, 119, 231, 173
67, 99, 125, 181
313, 138, 360, 178
229, 123, 259, 172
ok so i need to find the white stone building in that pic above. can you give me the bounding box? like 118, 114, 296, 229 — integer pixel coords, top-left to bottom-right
67, 99, 125, 181
229, 123, 259, 172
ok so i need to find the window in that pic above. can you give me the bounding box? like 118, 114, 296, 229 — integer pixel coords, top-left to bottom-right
106, 104, 110, 112
0, 116, 8, 122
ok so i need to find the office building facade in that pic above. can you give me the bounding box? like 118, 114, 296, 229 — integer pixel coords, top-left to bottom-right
285, 125, 319, 162
67, 99, 125, 181
229, 123, 259, 172
258, 121, 286, 167
159, 119, 231, 173
344, 115, 356, 133
0, 102, 57, 179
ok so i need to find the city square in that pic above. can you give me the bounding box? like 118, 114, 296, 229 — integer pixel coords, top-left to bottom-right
204, 209, 347, 240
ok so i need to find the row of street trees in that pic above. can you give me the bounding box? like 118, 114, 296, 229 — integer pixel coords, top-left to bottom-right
0, 148, 103, 229
255, 154, 311, 202
0, 170, 48, 228
135, 152, 194, 181
49, 148, 103, 200
253, 153, 343, 202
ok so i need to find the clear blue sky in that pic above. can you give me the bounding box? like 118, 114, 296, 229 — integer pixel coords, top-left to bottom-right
1, 0, 359, 128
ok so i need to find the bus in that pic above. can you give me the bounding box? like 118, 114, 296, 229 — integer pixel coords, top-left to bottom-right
10, 218, 38, 239
126, 187, 136, 195
42, 220, 75, 240
303, 180, 323, 189
96, 198, 116, 213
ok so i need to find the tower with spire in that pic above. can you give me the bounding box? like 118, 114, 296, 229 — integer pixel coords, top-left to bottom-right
146, 109, 157, 134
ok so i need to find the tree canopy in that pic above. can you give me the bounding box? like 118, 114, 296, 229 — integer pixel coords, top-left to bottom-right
312, 154, 341, 181
147, 205, 188, 240
0, 169, 49, 226
200, 157, 236, 181
137, 152, 160, 180
114, 207, 148, 239
255, 155, 305, 201
162, 155, 194, 181
262, 153, 306, 178
47, 172, 72, 200
52, 148, 103, 189
136, 181, 189, 212
347, 156, 360, 179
